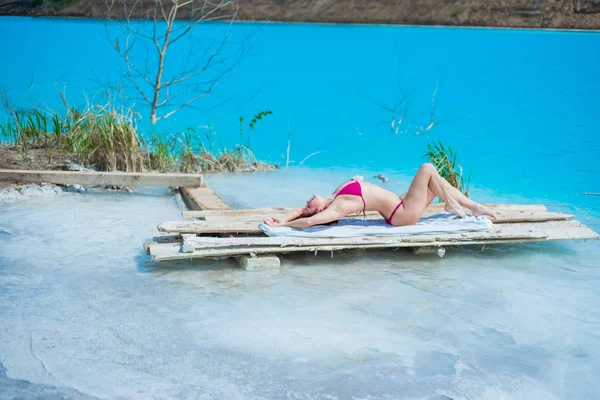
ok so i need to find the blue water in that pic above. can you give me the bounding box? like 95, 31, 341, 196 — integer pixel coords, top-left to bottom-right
1, 16, 600, 399
1, 17, 599, 222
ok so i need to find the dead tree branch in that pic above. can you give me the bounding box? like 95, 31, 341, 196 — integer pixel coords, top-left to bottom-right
102, 0, 241, 124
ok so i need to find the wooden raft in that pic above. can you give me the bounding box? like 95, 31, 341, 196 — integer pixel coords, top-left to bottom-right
146, 204, 599, 263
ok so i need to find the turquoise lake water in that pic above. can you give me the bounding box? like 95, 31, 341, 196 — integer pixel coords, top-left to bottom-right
1, 16, 599, 399
1, 17, 599, 222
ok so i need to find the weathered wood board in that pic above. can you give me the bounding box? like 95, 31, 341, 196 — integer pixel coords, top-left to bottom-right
180, 186, 230, 210
0, 169, 203, 187
149, 220, 599, 261
158, 211, 574, 234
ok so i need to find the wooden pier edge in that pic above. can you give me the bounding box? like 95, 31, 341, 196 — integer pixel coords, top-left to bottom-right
179, 183, 281, 271
149, 227, 599, 262
0, 169, 203, 187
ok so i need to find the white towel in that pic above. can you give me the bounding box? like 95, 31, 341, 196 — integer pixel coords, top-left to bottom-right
259, 213, 493, 238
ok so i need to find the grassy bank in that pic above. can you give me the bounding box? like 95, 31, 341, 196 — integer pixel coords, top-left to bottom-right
0, 93, 276, 174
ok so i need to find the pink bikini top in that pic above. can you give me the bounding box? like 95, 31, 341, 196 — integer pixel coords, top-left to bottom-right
335, 181, 367, 220
335, 180, 403, 225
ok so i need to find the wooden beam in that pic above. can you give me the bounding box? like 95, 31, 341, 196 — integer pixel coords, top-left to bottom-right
0, 169, 203, 187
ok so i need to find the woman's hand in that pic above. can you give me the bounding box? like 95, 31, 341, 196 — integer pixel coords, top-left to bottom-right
263, 217, 285, 227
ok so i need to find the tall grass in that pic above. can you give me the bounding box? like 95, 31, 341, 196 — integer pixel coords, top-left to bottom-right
0, 91, 274, 174
146, 128, 265, 173
0, 90, 144, 171
423, 141, 471, 196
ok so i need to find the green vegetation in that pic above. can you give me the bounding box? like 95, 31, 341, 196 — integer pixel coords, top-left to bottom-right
423, 141, 471, 196
30, 0, 71, 10
0, 91, 274, 174
148, 127, 264, 173
451, 7, 464, 18
1, 94, 147, 172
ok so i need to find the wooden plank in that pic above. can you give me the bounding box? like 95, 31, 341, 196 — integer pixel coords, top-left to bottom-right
158, 211, 573, 234
180, 185, 230, 211
159, 219, 258, 234
426, 203, 547, 212
144, 241, 167, 256
486, 211, 573, 223
0, 169, 203, 187
181, 204, 548, 219
183, 230, 543, 249
150, 221, 599, 261
198, 211, 572, 225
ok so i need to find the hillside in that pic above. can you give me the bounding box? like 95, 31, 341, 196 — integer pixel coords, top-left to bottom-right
1, 0, 600, 29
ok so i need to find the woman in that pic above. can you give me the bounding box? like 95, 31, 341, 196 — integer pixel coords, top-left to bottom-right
263, 163, 498, 229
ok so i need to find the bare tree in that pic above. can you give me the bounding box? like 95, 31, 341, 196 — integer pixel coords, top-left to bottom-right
418, 78, 439, 134
365, 87, 410, 135
367, 79, 440, 136
103, 0, 241, 124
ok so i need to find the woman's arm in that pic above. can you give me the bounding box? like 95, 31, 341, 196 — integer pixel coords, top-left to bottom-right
264, 207, 305, 226
264, 205, 345, 229
280, 207, 306, 223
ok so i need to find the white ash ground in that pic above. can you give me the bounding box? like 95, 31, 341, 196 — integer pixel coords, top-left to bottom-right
0, 168, 598, 399
0, 183, 64, 203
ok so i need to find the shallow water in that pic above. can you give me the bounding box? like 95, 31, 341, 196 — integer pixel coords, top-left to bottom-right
1, 16, 599, 399
1, 169, 599, 399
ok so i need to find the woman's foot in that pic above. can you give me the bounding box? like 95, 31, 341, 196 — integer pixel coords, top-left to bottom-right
470, 203, 499, 220
444, 199, 467, 219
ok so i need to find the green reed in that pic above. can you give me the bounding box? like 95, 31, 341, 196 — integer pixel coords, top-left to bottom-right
423, 141, 472, 196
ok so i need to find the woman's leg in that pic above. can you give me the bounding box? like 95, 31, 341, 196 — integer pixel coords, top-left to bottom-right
403, 163, 497, 219
399, 164, 451, 223
426, 167, 498, 218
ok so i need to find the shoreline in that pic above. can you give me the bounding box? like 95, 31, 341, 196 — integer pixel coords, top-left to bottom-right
2, 0, 599, 31
0, 143, 278, 202
1, 14, 600, 33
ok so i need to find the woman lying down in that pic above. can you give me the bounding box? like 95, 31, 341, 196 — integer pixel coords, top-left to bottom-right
263, 163, 498, 229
